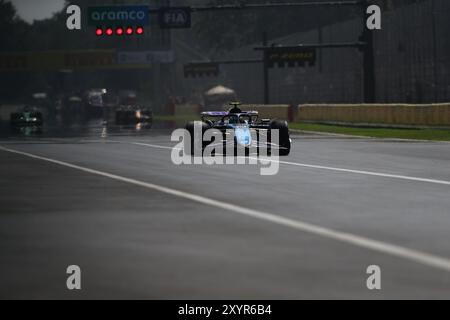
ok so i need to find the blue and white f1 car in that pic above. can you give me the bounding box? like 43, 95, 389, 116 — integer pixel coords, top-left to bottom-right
185, 106, 291, 156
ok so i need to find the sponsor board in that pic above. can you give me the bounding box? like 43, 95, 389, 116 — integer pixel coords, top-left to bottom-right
88, 6, 150, 26
266, 47, 316, 68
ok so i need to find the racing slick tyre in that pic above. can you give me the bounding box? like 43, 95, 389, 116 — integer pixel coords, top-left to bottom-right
185, 121, 211, 156
269, 120, 291, 156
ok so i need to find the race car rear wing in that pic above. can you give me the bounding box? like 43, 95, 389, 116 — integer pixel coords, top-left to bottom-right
201, 111, 259, 117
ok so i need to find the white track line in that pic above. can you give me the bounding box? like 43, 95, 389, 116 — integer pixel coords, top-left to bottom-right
131, 142, 176, 150
123, 141, 450, 187
247, 157, 450, 186
2, 145, 450, 272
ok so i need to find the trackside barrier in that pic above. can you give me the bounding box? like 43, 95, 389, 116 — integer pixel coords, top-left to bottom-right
242, 104, 294, 122
296, 104, 450, 127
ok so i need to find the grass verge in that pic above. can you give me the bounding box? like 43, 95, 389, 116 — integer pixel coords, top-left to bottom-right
290, 123, 450, 141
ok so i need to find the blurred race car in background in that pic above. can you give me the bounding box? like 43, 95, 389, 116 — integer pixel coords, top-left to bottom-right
115, 106, 153, 126
10, 107, 43, 127
10, 107, 44, 134
185, 103, 291, 156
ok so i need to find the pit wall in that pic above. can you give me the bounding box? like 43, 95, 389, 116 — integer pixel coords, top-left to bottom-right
296, 104, 450, 127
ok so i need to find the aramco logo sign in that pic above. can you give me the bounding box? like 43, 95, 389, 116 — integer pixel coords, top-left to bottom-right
88, 6, 149, 26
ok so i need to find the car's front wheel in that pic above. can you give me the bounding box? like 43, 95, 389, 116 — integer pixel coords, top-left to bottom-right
185, 121, 211, 156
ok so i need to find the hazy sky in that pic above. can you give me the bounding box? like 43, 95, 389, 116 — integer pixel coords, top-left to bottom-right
11, 0, 66, 23
9, 0, 215, 23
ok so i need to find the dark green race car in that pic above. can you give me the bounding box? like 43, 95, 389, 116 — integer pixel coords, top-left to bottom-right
10, 108, 43, 128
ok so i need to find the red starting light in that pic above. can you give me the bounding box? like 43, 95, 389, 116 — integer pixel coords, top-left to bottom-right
136, 26, 144, 35
126, 27, 134, 35
96, 26, 143, 37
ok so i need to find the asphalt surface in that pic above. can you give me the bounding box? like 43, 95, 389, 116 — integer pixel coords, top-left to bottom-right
1, 123, 450, 299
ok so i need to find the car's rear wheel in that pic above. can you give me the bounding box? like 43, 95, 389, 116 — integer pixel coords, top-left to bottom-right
269, 120, 291, 156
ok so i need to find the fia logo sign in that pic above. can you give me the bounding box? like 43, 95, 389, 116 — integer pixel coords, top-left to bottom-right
159, 7, 191, 29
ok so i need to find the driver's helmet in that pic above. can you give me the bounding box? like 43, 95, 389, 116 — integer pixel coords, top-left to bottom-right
228, 101, 242, 114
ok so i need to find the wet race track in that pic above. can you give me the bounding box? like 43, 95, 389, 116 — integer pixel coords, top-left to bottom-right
1, 120, 450, 299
